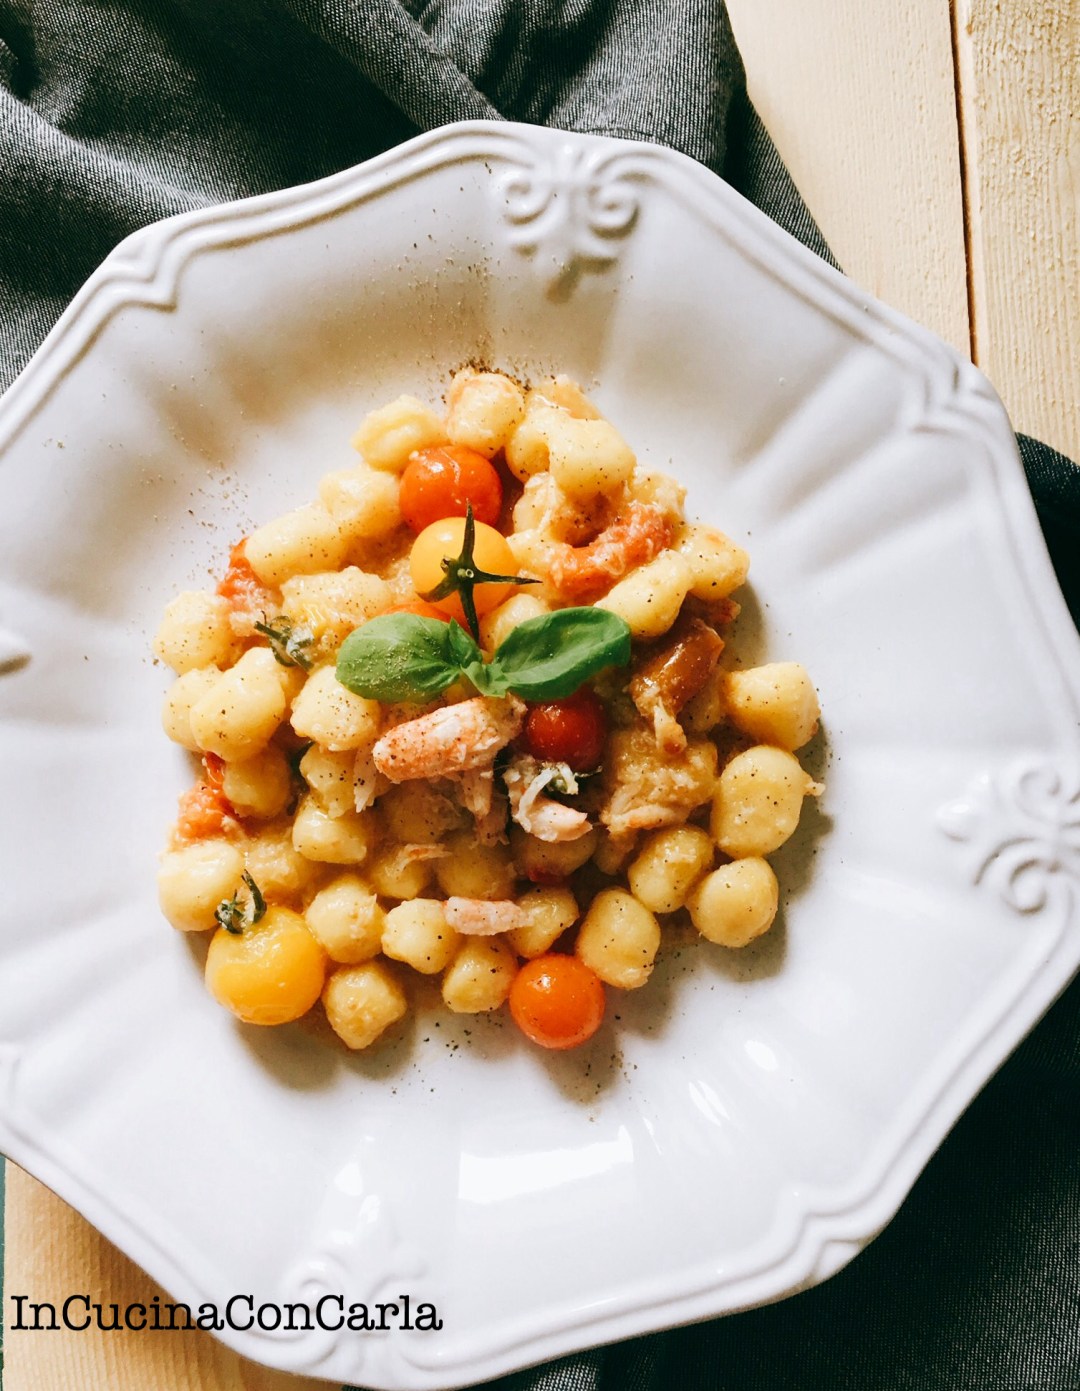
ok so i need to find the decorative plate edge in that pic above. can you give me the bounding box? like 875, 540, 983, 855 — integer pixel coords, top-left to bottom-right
2, 121, 1080, 1388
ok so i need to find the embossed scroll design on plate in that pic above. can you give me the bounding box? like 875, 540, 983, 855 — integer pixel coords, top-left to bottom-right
495, 138, 640, 297
939, 758, 1080, 921
272, 1184, 428, 1382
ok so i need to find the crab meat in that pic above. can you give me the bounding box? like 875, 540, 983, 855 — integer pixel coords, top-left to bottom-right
452, 766, 509, 846
503, 754, 592, 843
549, 502, 675, 602
373, 696, 524, 783
600, 725, 718, 836
444, 898, 525, 935
458, 767, 494, 819
353, 744, 380, 811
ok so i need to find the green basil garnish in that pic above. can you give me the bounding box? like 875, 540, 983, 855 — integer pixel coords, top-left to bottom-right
488, 609, 631, 700
335, 607, 631, 703
215, 871, 267, 935
254, 614, 314, 670
336, 614, 479, 703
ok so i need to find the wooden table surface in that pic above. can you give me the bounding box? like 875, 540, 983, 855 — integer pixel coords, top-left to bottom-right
4, 3, 1078, 1387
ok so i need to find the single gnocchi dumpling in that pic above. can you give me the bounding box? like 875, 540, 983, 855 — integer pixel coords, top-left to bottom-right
154, 591, 241, 674
445, 369, 526, 458
189, 648, 287, 762
627, 825, 714, 914
351, 395, 448, 472
306, 874, 385, 964
575, 889, 661, 990
687, 858, 779, 948
323, 960, 408, 1050
722, 662, 820, 751
442, 937, 518, 1013
290, 666, 381, 751
711, 745, 822, 859
244, 503, 348, 587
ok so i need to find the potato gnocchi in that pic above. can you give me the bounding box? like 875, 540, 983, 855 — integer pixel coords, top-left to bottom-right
155, 369, 822, 1053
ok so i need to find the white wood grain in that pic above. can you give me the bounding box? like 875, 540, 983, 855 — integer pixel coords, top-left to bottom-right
955, 0, 1079, 461
726, 0, 972, 355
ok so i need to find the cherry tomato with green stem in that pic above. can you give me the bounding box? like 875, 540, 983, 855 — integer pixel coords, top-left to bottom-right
409, 513, 526, 631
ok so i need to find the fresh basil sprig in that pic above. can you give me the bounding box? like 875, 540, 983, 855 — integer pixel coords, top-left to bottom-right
254, 614, 314, 670
334, 614, 481, 703
215, 871, 267, 935
336, 608, 631, 704
485, 608, 632, 700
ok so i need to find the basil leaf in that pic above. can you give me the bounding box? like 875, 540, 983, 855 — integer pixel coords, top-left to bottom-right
491, 608, 632, 700
446, 619, 483, 669
462, 657, 509, 697
336, 614, 462, 702
253, 614, 314, 670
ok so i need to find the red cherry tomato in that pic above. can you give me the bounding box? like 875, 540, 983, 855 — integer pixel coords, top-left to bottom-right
509, 955, 606, 1050
522, 688, 607, 771
399, 445, 503, 533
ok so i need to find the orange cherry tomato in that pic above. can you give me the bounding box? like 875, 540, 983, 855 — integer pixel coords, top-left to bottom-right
409, 516, 519, 626
522, 689, 607, 771
399, 445, 503, 533
509, 955, 606, 1050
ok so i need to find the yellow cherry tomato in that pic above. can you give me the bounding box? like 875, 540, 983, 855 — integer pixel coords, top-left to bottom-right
205, 905, 327, 1026
409, 516, 519, 625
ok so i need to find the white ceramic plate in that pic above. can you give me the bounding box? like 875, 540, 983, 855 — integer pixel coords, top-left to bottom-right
2, 122, 1079, 1390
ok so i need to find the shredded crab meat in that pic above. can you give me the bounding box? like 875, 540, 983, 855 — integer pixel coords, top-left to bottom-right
548, 502, 675, 602
458, 767, 494, 819
600, 727, 718, 836
399, 843, 450, 864
353, 745, 379, 811
373, 696, 524, 782
444, 898, 525, 935
452, 767, 509, 845
503, 753, 593, 843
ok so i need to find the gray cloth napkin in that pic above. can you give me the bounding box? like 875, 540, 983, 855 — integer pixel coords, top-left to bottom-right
2, 5, 1079, 1390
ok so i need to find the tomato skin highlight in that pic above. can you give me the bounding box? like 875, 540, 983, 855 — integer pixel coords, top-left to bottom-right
399, 446, 503, 533
522, 688, 608, 771
409, 516, 519, 624
385, 597, 452, 622
509, 955, 606, 1050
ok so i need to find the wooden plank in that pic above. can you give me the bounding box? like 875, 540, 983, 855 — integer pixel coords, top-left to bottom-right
3, 1166, 331, 1391
954, 0, 1080, 461
725, 0, 972, 355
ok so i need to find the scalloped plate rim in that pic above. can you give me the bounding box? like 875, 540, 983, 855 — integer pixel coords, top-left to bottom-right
2, 121, 1080, 1389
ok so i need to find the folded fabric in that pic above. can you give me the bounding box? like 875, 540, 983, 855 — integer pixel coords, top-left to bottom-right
1, 5, 1078, 1390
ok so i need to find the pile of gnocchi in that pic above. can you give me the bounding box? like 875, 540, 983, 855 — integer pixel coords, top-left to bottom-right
154, 369, 822, 1053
